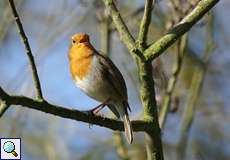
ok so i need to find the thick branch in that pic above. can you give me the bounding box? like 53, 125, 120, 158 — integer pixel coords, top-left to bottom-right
137, 0, 154, 49
8, 0, 43, 99
0, 87, 148, 132
138, 60, 164, 160
102, 0, 136, 52
144, 0, 219, 61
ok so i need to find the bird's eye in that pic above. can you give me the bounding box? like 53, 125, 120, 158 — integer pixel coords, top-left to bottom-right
72, 40, 76, 44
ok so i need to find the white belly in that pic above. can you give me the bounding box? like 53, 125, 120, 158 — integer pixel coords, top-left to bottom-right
74, 56, 112, 102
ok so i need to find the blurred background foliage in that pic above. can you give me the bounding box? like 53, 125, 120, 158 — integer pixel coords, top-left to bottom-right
0, 0, 229, 160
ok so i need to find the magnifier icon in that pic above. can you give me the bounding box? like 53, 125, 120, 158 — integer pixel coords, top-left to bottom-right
3, 141, 18, 157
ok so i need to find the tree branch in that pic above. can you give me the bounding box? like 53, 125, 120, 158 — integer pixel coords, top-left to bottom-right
144, 0, 219, 61
8, 0, 43, 99
99, 14, 111, 55
178, 66, 205, 159
113, 132, 129, 160
159, 34, 187, 128
102, 0, 136, 53
137, 0, 154, 49
178, 13, 214, 159
0, 86, 149, 132
138, 60, 164, 160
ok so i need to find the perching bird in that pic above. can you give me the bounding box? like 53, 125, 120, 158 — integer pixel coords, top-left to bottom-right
68, 33, 133, 143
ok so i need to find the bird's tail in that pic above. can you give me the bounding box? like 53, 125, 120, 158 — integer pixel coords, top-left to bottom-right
111, 101, 133, 144
123, 111, 133, 144
120, 101, 133, 144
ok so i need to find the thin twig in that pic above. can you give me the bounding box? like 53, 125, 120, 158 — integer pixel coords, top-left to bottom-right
144, 0, 219, 61
137, 0, 154, 49
8, 0, 43, 99
99, 14, 111, 54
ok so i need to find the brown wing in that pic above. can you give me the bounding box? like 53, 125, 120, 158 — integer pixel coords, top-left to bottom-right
96, 52, 128, 101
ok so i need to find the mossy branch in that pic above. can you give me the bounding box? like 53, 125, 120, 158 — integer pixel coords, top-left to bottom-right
0, 86, 150, 132
144, 0, 219, 61
137, 60, 164, 160
137, 0, 154, 49
102, 0, 136, 53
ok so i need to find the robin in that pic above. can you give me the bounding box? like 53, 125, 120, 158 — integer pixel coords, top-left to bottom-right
68, 33, 133, 144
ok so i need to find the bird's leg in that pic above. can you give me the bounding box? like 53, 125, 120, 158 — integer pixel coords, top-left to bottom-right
84, 99, 110, 129
88, 98, 110, 115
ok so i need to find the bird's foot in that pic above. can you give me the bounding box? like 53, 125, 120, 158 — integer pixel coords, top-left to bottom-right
85, 99, 110, 116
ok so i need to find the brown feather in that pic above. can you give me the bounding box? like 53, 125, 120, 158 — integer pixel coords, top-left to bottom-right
96, 53, 128, 101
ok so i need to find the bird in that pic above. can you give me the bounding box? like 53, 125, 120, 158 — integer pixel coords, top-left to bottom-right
68, 33, 133, 144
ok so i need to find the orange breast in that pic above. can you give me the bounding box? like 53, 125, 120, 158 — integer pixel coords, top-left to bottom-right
69, 43, 94, 80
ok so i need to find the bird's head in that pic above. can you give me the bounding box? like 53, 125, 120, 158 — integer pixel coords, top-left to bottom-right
71, 33, 90, 46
